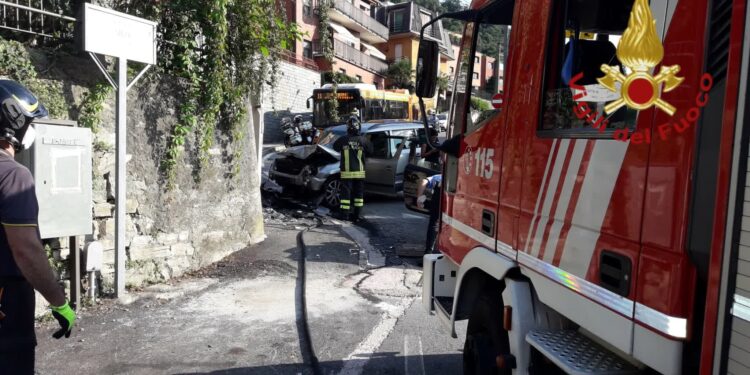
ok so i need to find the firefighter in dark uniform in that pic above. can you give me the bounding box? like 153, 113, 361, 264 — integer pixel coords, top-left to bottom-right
333, 115, 373, 222
0, 80, 76, 373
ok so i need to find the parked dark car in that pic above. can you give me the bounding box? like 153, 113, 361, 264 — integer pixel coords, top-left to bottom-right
268, 121, 429, 207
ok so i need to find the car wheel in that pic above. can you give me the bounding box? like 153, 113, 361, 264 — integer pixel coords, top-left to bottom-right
323, 176, 341, 208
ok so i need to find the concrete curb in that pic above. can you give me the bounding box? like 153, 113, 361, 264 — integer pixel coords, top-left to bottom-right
327, 218, 386, 268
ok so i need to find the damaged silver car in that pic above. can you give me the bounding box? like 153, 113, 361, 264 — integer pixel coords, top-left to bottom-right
268, 121, 427, 207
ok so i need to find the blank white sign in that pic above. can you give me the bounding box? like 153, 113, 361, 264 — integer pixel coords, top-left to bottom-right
83, 3, 157, 65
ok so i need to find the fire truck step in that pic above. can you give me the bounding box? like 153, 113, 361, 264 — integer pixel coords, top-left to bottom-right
526, 330, 639, 375
434, 296, 454, 317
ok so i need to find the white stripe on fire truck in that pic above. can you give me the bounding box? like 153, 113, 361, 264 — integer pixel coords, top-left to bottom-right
441, 213, 516, 259
441, 213, 495, 250
732, 294, 750, 322
558, 140, 629, 278
442, 213, 688, 338
542, 139, 587, 264
525, 139, 559, 253
518, 251, 634, 317
634, 303, 688, 338
530, 139, 570, 257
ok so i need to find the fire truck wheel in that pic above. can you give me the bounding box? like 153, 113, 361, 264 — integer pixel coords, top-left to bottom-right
463, 288, 511, 375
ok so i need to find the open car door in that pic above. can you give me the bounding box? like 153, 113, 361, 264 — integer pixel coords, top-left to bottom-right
403, 140, 441, 214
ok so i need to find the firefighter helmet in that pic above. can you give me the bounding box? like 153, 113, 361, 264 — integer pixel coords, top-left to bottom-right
346, 115, 361, 135
0, 80, 47, 151
293, 115, 303, 124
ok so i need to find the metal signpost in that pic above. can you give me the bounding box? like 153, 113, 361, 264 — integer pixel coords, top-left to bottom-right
82, 3, 157, 297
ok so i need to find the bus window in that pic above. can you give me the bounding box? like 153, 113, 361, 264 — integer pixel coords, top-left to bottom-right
364, 99, 385, 120
313, 98, 360, 127
385, 100, 409, 119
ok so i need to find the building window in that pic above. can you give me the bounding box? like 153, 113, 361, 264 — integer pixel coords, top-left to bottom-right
339, 68, 347, 75
356, 75, 363, 82
450, 66, 454, 74
395, 44, 403, 59
392, 10, 405, 31
474, 56, 480, 64
473, 72, 479, 79
303, 40, 313, 59
303, 0, 312, 16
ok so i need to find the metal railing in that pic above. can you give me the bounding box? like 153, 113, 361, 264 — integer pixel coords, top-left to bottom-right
0, 0, 76, 39
279, 48, 319, 71
319, 0, 389, 41
314, 39, 387, 74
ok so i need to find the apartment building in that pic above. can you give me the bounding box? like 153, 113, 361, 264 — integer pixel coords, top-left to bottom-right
374, 2, 454, 89
283, 0, 390, 88
444, 32, 501, 94
282, 0, 455, 91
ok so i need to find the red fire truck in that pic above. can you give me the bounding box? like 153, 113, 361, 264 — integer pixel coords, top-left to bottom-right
411, 0, 750, 373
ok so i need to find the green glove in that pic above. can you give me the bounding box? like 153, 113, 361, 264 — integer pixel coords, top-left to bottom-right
51, 301, 76, 339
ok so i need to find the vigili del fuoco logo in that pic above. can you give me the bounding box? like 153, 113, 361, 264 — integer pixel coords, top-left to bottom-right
569, 0, 713, 144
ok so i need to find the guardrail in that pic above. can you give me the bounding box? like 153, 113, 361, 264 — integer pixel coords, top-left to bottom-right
0, 0, 76, 39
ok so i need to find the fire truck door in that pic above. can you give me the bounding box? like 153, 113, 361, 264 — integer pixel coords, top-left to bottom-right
440, 15, 510, 262
516, 0, 679, 362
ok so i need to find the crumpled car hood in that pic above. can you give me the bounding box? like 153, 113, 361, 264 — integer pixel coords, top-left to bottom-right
281, 144, 339, 160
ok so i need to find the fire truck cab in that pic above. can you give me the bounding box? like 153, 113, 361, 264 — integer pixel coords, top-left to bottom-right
415, 0, 750, 373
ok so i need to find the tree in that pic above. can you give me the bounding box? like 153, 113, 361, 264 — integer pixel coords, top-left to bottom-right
383, 59, 415, 92
436, 73, 451, 111
322, 72, 361, 84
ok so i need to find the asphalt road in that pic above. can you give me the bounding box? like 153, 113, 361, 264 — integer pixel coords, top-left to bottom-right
34, 195, 466, 375
355, 196, 467, 375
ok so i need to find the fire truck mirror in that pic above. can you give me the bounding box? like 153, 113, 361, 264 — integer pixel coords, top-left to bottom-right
416, 40, 439, 98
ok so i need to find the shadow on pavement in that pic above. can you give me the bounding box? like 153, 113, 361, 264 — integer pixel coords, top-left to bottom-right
176, 352, 463, 375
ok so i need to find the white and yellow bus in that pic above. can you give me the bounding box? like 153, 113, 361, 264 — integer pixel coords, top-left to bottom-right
309, 83, 435, 128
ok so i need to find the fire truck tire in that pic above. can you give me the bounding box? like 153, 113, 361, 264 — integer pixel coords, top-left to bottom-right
463, 288, 511, 375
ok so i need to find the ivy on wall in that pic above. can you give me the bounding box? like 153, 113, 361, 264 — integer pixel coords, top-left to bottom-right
78, 82, 113, 133
2, 0, 302, 188
317, 0, 339, 122
0, 37, 67, 119
147, 0, 303, 186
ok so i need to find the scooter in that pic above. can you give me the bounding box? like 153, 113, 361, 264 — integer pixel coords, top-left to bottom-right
298, 120, 319, 145
281, 117, 303, 147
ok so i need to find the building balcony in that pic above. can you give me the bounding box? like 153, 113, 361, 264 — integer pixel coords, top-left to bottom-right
279, 49, 320, 71
316, 0, 389, 44
313, 39, 388, 75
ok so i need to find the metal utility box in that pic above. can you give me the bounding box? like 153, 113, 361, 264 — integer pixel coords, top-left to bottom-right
16, 121, 93, 239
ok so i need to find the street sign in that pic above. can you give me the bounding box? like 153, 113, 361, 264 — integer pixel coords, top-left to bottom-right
83, 3, 157, 65
491, 93, 504, 109
82, 3, 157, 298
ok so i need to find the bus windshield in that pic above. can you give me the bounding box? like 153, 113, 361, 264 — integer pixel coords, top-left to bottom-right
313, 98, 360, 128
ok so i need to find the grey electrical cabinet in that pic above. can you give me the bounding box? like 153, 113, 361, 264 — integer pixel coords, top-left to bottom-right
16, 121, 93, 239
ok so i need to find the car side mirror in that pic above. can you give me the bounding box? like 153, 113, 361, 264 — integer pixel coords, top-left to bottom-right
306, 97, 311, 109
416, 40, 439, 98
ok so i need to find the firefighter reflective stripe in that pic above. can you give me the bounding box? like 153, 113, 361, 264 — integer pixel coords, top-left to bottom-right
341, 199, 351, 210
343, 147, 350, 173
354, 198, 364, 207
342, 171, 365, 179
340, 139, 366, 179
